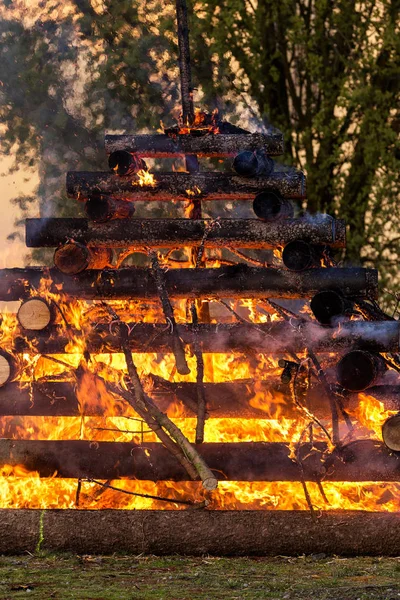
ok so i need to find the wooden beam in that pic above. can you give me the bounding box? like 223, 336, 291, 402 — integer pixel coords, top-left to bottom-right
104, 132, 284, 157
0, 266, 378, 301
26, 217, 346, 249
66, 170, 306, 201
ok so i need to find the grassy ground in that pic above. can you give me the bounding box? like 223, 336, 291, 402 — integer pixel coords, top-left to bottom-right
0, 554, 399, 600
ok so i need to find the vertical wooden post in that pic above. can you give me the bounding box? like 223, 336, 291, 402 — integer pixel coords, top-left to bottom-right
175, 0, 195, 125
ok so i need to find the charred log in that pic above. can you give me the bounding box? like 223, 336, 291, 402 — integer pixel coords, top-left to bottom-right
66, 170, 306, 201
15, 319, 399, 356
233, 150, 274, 178
282, 240, 323, 271
85, 196, 135, 223
252, 191, 294, 221
54, 242, 113, 275
26, 217, 346, 249
104, 132, 284, 158
0, 266, 377, 301
108, 151, 146, 176
0, 380, 399, 418
337, 350, 387, 392
310, 290, 353, 325
0, 439, 398, 481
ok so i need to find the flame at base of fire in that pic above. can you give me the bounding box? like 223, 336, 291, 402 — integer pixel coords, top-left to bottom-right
0, 472, 399, 512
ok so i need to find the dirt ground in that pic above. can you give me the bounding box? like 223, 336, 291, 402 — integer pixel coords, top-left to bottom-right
0, 554, 399, 599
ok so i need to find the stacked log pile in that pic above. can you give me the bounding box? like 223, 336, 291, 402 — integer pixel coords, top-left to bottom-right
1, 0, 400, 555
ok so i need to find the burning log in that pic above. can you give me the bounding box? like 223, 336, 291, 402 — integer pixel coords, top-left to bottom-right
84, 195, 135, 223
66, 170, 306, 201
16, 319, 400, 355
282, 240, 323, 271
108, 151, 147, 176
382, 415, 400, 451
252, 191, 294, 221
0, 439, 398, 481
0, 380, 399, 418
54, 242, 113, 275
25, 217, 346, 249
310, 290, 352, 325
337, 350, 387, 392
0, 266, 377, 301
233, 150, 274, 178
17, 298, 53, 331
104, 132, 285, 158
0, 350, 16, 388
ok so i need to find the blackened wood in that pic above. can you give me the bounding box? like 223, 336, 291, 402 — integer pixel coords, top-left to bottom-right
54, 242, 112, 275
104, 132, 284, 157
4, 509, 400, 556
26, 217, 346, 249
0, 439, 398, 481
66, 170, 306, 200
337, 350, 387, 392
1, 380, 399, 418
0, 266, 377, 301
175, 0, 194, 124
85, 196, 135, 223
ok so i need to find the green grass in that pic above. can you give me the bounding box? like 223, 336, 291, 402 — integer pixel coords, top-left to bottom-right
0, 554, 399, 599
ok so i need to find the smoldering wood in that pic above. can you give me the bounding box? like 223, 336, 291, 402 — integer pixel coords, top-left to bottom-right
1, 379, 399, 418
0, 439, 398, 481
104, 132, 285, 157
337, 350, 387, 392
66, 170, 306, 200
15, 319, 396, 356
54, 243, 113, 275
3, 509, 400, 556
26, 217, 347, 249
0, 266, 378, 301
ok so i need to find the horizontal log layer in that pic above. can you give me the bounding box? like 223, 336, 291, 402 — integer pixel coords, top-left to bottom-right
0, 439, 398, 481
2, 509, 400, 556
0, 266, 378, 301
17, 319, 393, 356
104, 132, 285, 157
1, 379, 399, 417
26, 217, 346, 249
66, 170, 306, 201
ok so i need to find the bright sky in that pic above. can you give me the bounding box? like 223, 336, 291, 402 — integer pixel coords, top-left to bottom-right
0, 156, 38, 268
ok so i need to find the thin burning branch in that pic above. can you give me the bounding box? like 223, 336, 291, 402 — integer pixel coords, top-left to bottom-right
26, 217, 347, 250
66, 170, 306, 201
102, 307, 217, 490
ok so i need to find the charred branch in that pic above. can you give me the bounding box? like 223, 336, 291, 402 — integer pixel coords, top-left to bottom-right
0, 439, 398, 481
26, 218, 346, 249
0, 266, 377, 301
66, 170, 306, 201
104, 132, 284, 158
233, 150, 274, 177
